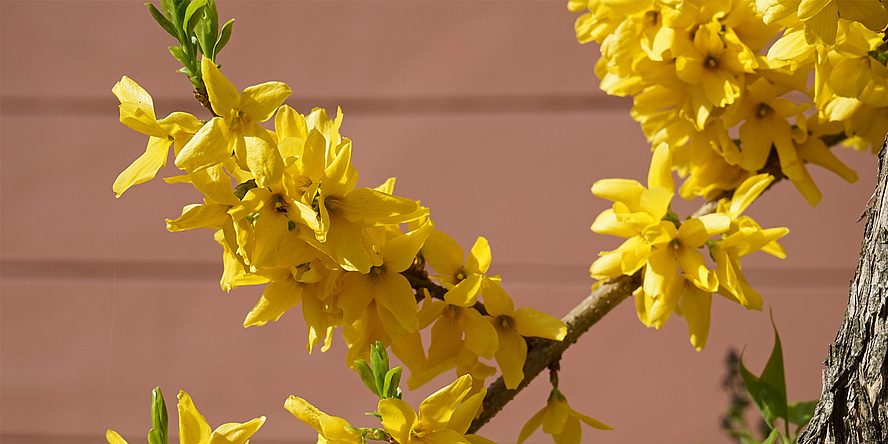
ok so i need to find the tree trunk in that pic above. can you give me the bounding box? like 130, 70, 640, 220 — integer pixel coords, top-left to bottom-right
800, 142, 888, 444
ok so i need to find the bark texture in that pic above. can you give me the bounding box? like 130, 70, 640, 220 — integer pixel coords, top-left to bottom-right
800, 143, 888, 444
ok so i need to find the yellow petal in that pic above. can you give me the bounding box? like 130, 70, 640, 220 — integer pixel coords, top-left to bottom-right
679, 284, 712, 351
284, 396, 322, 431
117, 102, 165, 137
379, 398, 417, 444
572, 408, 612, 430
382, 219, 433, 273
166, 202, 230, 231
208, 417, 266, 444
113, 136, 171, 197
677, 247, 718, 292
590, 179, 645, 210
647, 143, 674, 190
590, 209, 636, 238
541, 399, 569, 435
448, 388, 486, 435
517, 407, 545, 444
465, 237, 492, 274
677, 214, 730, 248
837, 0, 888, 31
202, 57, 240, 116
442, 273, 482, 307
243, 277, 303, 327
422, 229, 465, 276
112, 76, 155, 116
105, 430, 128, 444
240, 82, 292, 123
480, 279, 514, 317
494, 329, 527, 389
175, 118, 233, 173
177, 391, 212, 444
418, 374, 473, 430
513, 307, 566, 341
552, 415, 582, 444
460, 306, 499, 359
243, 127, 283, 188
340, 188, 419, 225
373, 272, 420, 333
729, 174, 773, 217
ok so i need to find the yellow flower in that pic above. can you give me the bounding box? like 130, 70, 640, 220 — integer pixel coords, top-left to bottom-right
517, 388, 610, 444
639, 212, 729, 329
176, 391, 265, 444
759, 0, 888, 46
379, 374, 474, 444
635, 277, 714, 350
284, 396, 362, 444
112, 76, 202, 197
175, 58, 292, 187
673, 19, 758, 129
422, 231, 492, 306
722, 77, 815, 203
483, 279, 566, 389
337, 220, 433, 334
298, 131, 422, 273
590, 143, 674, 280
421, 296, 499, 370
711, 174, 790, 313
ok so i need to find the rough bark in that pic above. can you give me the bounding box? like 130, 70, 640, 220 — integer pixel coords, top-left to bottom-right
800, 143, 888, 444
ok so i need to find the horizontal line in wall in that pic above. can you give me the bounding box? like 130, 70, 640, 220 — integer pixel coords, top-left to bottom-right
1, 259, 855, 293
0, 94, 629, 118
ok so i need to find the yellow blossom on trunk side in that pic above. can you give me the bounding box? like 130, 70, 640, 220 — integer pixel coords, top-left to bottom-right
590, 143, 674, 280
482, 279, 567, 389
517, 388, 610, 444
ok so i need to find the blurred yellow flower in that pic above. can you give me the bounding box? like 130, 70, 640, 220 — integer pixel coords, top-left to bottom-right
517, 388, 610, 444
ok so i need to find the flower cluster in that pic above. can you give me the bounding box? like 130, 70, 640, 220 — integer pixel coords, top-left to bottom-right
568, 0, 887, 205
113, 57, 566, 393
590, 144, 788, 350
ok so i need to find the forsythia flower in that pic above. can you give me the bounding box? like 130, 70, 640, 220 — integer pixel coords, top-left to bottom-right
422, 231, 492, 306
379, 374, 475, 444
175, 57, 291, 186
483, 279, 567, 389
517, 388, 611, 444
111, 76, 202, 197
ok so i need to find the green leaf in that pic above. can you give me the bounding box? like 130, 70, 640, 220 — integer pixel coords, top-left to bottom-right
168, 46, 192, 68
146, 3, 178, 38
787, 400, 818, 426
739, 317, 788, 426
184, 0, 207, 34
213, 18, 235, 58
382, 366, 402, 399
147, 387, 168, 444
159, 0, 177, 20
761, 428, 781, 444
354, 359, 379, 397
369, 342, 389, 397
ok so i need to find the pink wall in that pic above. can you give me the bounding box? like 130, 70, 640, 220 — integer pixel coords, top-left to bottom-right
1, 2, 877, 443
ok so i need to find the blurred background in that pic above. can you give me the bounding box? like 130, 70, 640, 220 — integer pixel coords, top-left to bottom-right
0, 1, 877, 443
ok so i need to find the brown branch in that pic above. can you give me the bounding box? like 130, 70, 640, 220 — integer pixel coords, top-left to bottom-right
194, 86, 219, 118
